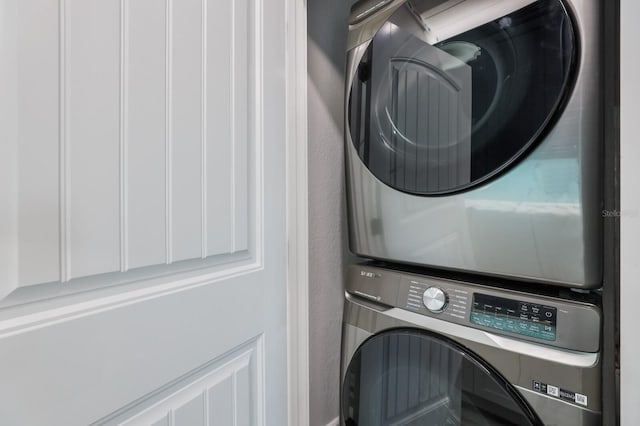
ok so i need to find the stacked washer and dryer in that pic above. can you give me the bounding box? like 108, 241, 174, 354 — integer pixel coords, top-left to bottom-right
340, 0, 604, 425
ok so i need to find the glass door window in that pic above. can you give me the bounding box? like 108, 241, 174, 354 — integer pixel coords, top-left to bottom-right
342, 329, 543, 426
348, 0, 576, 195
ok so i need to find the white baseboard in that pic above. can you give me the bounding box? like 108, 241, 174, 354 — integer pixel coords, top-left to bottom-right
325, 417, 339, 426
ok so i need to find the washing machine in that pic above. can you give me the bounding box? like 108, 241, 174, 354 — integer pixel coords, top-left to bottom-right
345, 0, 603, 288
341, 264, 601, 425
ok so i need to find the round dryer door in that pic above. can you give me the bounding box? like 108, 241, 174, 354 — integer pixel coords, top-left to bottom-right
342, 329, 543, 426
347, 0, 577, 195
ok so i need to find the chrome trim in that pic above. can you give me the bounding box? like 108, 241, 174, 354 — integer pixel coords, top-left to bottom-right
347, 293, 599, 368
350, 0, 396, 25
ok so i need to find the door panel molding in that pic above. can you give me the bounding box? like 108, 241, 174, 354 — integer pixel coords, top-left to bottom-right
96, 335, 264, 425
1, 0, 265, 309
0, 271, 274, 424
0, 258, 262, 339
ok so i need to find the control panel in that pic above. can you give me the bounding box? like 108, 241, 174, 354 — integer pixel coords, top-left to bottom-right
470, 293, 557, 341
346, 264, 601, 353
406, 279, 558, 342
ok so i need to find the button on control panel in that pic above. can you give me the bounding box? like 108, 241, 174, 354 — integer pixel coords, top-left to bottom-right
405, 280, 470, 320
470, 293, 557, 341
423, 287, 447, 312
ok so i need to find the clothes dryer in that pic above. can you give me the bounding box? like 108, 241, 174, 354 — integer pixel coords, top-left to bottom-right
345, 0, 602, 288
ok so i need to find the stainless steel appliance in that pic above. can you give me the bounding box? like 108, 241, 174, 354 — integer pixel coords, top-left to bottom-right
341, 264, 602, 425
345, 0, 603, 288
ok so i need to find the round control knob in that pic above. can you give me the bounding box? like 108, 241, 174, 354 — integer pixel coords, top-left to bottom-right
423, 287, 447, 312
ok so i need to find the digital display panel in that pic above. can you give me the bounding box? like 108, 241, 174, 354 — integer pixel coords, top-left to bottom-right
470, 293, 557, 341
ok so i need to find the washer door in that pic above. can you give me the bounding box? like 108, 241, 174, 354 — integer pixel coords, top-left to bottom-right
347, 0, 577, 195
342, 329, 543, 426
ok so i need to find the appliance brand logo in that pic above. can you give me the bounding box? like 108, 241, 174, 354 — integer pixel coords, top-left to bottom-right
360, 270, 379, 279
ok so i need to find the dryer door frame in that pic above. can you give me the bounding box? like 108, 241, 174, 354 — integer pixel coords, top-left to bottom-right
346, 0, 579, 196
341, 328, 544, 426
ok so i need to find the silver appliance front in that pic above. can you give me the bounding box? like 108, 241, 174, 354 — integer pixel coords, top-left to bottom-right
340, 264, 602, 426
344, 0, 602, 288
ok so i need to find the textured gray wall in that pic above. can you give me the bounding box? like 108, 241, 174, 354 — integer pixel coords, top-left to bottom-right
308, 0, 356, 425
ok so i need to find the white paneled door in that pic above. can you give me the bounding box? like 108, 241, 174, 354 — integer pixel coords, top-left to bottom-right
0, 0, 290, 424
